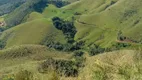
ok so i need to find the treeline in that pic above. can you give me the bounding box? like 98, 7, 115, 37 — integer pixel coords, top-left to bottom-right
48, 0, 70, 8
47, 17, 106, 56
52, 17, 77, 43
45, 17, 82, 52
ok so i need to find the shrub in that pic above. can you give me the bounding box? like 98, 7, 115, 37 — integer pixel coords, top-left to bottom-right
73, 50, 84, 57
71, 41, 85, 50
1, 74, 14, 80
112, 42, 131, 50
38, 58, 79, 77
74, 12, 82, 15
89, 44, 105, 56
0, 40, 6, 49
117, 30, 126, 41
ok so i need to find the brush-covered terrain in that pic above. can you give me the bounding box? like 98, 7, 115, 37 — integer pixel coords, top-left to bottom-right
0, 0, 142, 80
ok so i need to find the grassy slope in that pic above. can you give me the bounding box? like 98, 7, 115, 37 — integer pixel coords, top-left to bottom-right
2, 0, 142, 48
78, 50, 142, 80
0, 44, 72, 80
0, 49, 142, 80
0, 4, 76, 48
0, 18, 66, 48
62, 0, 142, 48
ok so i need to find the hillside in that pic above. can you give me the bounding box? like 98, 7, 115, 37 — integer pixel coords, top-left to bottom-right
78, 50, 142, 80
0, 18, 66, 48
63, 0, 142, 48
1, 0, 142, 49
0, 49, 142, 80
0, 0, 26, 16
0, 0, 142, 80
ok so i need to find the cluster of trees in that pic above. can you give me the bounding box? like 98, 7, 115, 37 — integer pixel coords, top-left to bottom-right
38, 57, 85, 77
111, 42, 131, 50
48, 0, 70, 8
88, 44, 105, 56
73, 50, 84, 57
52, 17, 77, 43
45, 40, 85, 52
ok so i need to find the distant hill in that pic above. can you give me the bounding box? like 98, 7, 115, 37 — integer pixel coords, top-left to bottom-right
1, 0, 142, 49
4, 0, 76, 27
63, 0, 142, 48
0, 0, 26, 16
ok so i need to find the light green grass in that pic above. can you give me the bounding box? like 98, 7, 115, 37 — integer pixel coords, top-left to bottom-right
61, 0, 142, 48
0, 17, 4, 22
78, 50, 142, 80
0, 18, 66, 48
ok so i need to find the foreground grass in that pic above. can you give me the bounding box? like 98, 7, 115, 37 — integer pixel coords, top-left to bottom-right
0, 49, 142, 80
78, 50, 142, 80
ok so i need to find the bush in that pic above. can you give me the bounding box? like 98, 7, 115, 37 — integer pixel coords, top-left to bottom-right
38, 58, 79, 77
89, 44, 105, 56
73, 50, 84, 57
1, 74, 14, 80
74, 12, 82, 15
112, 42, 131, 50
71, 41, 85, 50
0, 40, 6, 49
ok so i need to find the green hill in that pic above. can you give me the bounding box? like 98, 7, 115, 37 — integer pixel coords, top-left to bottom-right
1, 0, 142, 50
61, 0, 142, 48
0, 0, 26, 16
0, 18, 66, 48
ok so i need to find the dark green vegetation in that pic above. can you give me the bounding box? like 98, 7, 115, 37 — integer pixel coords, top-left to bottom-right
52, 17, 76, 41
38, 57, 85, 77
